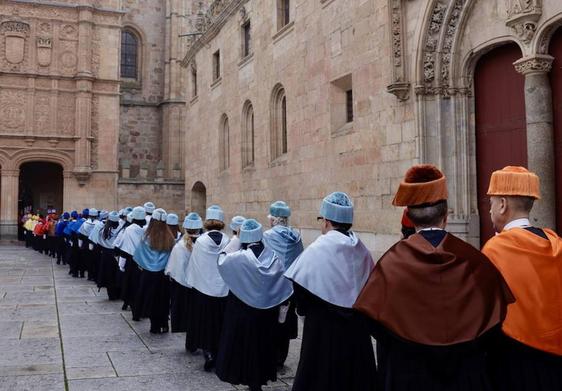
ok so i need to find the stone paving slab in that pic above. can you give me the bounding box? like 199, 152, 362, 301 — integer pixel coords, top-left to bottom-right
0, 244, 297, 390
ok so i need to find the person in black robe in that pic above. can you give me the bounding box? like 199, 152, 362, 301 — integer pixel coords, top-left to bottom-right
216, 219, 294, 391
165, 214, 202, 336
354, 164, 514, 391
96, 212, 122, 300
133, 209, 174, 334
114, 210, 146, 315
284, 192, 377, 391
184, 205, 230, 371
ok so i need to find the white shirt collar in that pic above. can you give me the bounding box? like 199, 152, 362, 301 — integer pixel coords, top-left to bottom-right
503, 218, 531, 231
416, 227, 445, 233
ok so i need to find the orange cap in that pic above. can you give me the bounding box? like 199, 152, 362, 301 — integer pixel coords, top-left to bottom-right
487, 166, 541, 199
392, 164, 448, 207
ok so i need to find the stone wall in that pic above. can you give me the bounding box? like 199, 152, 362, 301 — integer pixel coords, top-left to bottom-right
119, 104, 162, 178
182, 0, 411, 254
117, 181, 186, 216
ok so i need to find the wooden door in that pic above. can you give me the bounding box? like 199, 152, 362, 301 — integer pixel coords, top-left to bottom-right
475, 43, 527, 245
549, 28, 562, 234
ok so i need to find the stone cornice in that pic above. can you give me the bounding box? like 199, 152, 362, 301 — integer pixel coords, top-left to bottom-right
181, 0, 247, 67
12, 0, 126, 15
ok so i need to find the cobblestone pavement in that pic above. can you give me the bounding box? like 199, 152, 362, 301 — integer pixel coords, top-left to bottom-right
0, 244, 299, 391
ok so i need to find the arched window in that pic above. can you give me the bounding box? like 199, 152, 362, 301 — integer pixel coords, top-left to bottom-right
242, 101, 255, 168
121, 29, 140, 80
219, 114, 230, 171
271, 84, 288, 160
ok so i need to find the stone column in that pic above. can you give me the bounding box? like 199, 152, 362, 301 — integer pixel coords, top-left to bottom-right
514, 54, 556, 228
0, 169, 20, 240
73, 6, 94, 184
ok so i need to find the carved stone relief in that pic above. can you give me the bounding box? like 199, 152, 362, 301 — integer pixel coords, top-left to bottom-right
387, 0, 410, 101
34, 92, 51, 133
1, 21, 30, 71
57, 93, 76, 135
0, 89, 26, 132
505, 0, 542, 44
37, 37, 52, 67
417, 0, 472, 97
513, 54, 553, 75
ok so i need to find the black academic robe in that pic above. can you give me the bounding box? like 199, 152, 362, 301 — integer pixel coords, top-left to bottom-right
216, 293, 279, 388
488, 332, 562, 391
184, 231, 227, 354
369, 319, 498, 391
169, 280, 191, 333
97, 247, 121, 300
291, 283, 377, 391
134, 268, 170, 332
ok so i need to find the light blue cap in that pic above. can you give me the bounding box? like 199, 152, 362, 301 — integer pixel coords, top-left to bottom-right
319, 192, 354, 224
183, 213, 203, 230
118, 209, 125, 216
108, 211, 120, 223
166, 213, 179, 226
132, 206, 146, 221
206, 205, 224, 222
89, 208, 99, 217
230, 215, 246, 231
152, 208, 167, 222
269, 200, 291, 217
239, 219, 263, 244
144, 202, 156, 214
126, 212, 133, 223
100, 211, 109, 220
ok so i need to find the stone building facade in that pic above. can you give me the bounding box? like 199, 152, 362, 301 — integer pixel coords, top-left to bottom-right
0, 0, 196, 238
182, 0, 562, 255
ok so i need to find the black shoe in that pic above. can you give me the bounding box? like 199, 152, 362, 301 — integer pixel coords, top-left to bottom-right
56, 261, 61, 265
203, 351, 215, 372
249, 386, 263, 391
161, 326, 169, 333
121, 303, 129, 311
79, 272, 85, 278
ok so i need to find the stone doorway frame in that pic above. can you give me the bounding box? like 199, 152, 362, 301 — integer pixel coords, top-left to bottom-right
0, 151, 73, 239
411, 0, 561, 246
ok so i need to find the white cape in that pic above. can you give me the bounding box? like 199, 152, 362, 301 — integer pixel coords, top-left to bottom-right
88, 220, 105, 245
284, 230, 374, 308
165, 238, 192, 288
218, 247, 293, 309
186, 231, 230, 297
79, 219, 97, 237
116, 223, 145, 256
222, 235, 241, 254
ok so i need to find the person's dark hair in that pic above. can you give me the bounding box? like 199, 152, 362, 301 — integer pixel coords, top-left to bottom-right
508, 196, 535, 213
327, 219, 352, 233
401, 227, 416, 240
144, 220, 175, 252
204, 219, 225, 231
407, 200, 448, 228
102, 220, 119, 240
133, 219, 146, 228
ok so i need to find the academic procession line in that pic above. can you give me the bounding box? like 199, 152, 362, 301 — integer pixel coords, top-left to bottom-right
20, 165, 562, 391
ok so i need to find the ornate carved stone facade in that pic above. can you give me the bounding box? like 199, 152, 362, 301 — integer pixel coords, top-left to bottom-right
0, 0, 187, 238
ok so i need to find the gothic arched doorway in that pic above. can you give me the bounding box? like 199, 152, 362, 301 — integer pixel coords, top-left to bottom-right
549, 27, 562, 234
474, 43, 527, 245
191, 181, 207, 218
19, 162, 64, 219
